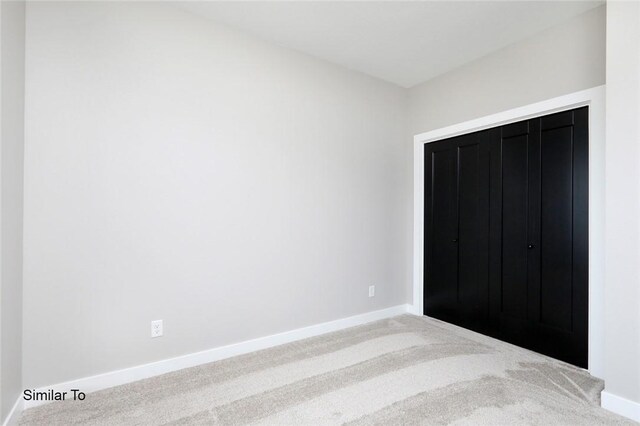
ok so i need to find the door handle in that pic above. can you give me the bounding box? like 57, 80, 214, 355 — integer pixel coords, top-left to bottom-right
528, 244, 535, 249
452, 239, 458, 243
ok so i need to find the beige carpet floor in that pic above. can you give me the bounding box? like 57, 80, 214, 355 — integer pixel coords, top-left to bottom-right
19, 315, 635, 425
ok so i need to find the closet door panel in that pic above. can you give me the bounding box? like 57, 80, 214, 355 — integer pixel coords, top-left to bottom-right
533, 107, 588, 367
456, 135, 490, 330
488, 128, 502, 331
525, 119, 542, 322
539, 125, 574, 330
500, 131, 530, 319
457, 144, 482, 306
424, 140, 458, 320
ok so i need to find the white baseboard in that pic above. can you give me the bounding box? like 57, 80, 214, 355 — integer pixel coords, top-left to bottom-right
23, 304, 411, 410
406, 304, 421, 315
2, 397, 23, 426
602, 390, 640, 423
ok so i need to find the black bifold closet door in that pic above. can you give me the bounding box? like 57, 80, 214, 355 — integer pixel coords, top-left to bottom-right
424, 107, 588, 368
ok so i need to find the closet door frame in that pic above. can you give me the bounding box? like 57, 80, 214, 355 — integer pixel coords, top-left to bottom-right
412, 86, 605, 378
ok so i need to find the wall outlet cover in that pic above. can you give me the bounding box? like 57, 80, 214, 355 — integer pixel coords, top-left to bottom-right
151, 320, 163, 338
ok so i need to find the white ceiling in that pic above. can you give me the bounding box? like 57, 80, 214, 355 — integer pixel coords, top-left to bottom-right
177, 1, 603, 88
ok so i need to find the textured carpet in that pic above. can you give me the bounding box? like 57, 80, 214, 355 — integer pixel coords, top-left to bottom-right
20, 315, 635, 425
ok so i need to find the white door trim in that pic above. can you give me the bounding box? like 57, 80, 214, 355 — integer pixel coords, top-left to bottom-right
411, 86, 606, 378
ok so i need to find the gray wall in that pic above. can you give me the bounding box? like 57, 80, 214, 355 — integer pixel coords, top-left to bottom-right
408, 5, 605, 135
0, 0, 25, 422
23, 2, 409, 388
604, 0, 640, 409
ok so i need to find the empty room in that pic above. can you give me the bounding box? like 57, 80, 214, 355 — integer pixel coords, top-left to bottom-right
1, 0, 640, 424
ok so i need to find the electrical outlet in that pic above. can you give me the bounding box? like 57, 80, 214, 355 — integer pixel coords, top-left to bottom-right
151, 320, 163, 338
368, 285, 375, 298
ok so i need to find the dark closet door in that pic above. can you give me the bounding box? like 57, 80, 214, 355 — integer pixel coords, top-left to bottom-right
424, 106, 588, 368
424, 138, 458, 323
424, 131, 491, 334
489, 107, 588, 367
488, 120, 540, 338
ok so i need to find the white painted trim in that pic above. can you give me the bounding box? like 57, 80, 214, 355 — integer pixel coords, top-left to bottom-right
412, 86, 606, 378
1, 397, 23, 426
602, 391, 640, 423
22, 304, 411, 409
